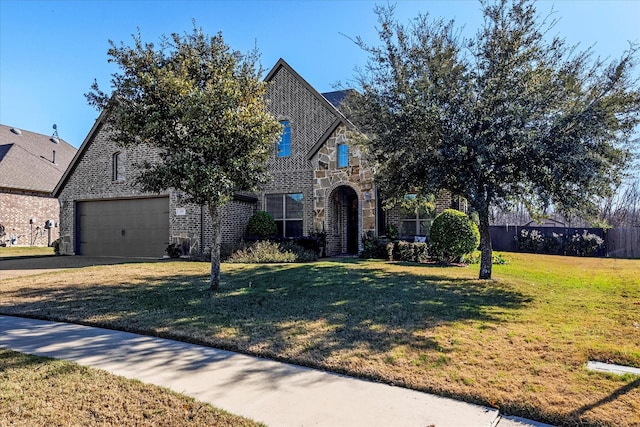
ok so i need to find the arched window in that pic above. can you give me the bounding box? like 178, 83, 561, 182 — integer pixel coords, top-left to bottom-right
112, 151, 124, 181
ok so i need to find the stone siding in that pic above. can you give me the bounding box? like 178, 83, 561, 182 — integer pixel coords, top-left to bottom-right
260, 63, 380, 255
309, 124, 376, 255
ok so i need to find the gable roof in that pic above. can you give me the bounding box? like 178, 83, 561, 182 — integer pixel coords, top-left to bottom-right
53, 109, 107, 198
55, 59, 359, 197
322, 89, 357, 108
0, 124, 77, 194
264, 59, 357, 160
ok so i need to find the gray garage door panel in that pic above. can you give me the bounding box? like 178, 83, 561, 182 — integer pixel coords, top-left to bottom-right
77, 198, 169, 257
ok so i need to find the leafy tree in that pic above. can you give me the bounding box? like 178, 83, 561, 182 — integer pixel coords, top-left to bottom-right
87, 26, 282, 290
346, 0, 640, 278
596, 178, 640, 227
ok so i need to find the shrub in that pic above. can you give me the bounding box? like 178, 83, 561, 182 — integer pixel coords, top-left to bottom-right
516, 228, 604, 257
360, 232, 389, 259
227, 240, 317, 263
308, 230, 327, 257
165, 243, 182, 258
227, 240, 296, 263
429, 209, 480, 263
246, 211, 277, 238
385, 224, 399, 240
51, 238, 60, 255
565, 230, 605, 256
279, 241, 318, 262
219, 243, 242, 261
387, 241, 399, 261
517, 229, 545, 253
543, 232, 564, 255
292, 236, 323, 256
461, 250, 509, 265
394, 241, 429, 263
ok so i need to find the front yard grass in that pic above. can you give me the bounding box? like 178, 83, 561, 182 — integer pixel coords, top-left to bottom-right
0, 349, 262, 426
1, 253, 639, 426
0, 246, 54, 258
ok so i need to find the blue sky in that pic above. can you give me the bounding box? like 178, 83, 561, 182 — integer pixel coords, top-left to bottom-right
1, 0, 639, 148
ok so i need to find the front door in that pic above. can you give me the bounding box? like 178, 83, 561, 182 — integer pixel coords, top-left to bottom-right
329, 186, 359, 255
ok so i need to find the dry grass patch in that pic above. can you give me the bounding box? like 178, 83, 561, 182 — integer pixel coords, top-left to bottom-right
1, 254, 639, 426
0, 349, 262, 426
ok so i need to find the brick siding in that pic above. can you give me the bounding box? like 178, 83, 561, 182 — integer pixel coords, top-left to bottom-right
57, 122, 255, 255
0, 189, 60, 246
56, 61, 454, 257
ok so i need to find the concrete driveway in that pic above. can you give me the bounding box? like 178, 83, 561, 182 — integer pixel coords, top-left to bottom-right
0, 255, 166, 280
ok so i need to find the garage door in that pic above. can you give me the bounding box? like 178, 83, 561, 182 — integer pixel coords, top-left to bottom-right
77, 197, 169, 257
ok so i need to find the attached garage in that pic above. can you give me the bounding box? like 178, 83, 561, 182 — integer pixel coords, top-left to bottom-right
76, 197, 169, 257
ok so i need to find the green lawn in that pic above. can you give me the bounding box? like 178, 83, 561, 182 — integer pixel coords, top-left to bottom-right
0, 246, 54, 258
1, 253, 639, 426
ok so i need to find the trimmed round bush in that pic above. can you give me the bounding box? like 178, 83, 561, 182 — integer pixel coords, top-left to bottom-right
429, 209, 480, 263
246, 211, 277, 238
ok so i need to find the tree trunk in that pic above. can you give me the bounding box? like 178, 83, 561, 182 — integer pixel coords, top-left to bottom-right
208, 204, 223, 291
478, 208, 493, 280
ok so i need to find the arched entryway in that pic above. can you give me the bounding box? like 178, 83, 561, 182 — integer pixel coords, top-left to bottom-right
328, 185, 359, 255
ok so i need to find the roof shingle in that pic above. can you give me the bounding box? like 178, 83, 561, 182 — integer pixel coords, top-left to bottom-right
0, 124, 77, 194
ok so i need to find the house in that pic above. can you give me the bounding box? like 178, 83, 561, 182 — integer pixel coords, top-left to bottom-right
53, 59, 451, 257
0, 124, 76, 246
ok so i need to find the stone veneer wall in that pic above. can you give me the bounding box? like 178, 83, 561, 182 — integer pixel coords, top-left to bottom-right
310, 124, 376, 255
0, 190, 60, 246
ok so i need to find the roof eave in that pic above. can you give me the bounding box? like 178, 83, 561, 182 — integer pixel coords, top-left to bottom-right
53, 109, 109, 198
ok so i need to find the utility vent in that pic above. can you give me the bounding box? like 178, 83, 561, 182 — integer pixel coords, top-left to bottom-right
10, 128, 22, 135
51, 124, 59, 143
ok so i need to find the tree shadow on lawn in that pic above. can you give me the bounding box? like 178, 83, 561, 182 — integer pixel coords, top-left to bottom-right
1, 260, 532, 362
0, 348, 52, 371
212, 261, 531, 350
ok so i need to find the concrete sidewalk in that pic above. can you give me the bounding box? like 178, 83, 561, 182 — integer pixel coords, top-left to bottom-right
0, 316, 553, 427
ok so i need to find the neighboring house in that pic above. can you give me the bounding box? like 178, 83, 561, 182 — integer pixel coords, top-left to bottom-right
54, 59, 451, 257
0, 124, 76, 246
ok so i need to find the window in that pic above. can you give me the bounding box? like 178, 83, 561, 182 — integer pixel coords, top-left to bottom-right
278, 120, 291, 157
266, 193, 303, 237
451, 195, 468, 213
112, 152, 124, 181
337, 143, 349, 168
400, 194, 434, 237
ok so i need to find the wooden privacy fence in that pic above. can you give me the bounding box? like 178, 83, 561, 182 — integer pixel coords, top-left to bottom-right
605, 228, 640, 258
489, 226, 640, 258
